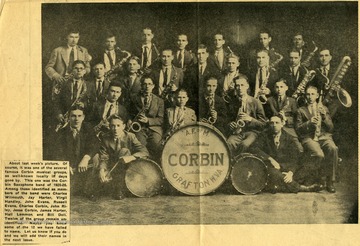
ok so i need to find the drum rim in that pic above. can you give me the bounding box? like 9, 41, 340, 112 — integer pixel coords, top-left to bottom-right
125, 158, 164, 198
161, 122, 231, 195
230, 153, 269, 195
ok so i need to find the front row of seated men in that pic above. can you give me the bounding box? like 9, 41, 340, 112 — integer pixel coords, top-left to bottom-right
55, 72, 338, 200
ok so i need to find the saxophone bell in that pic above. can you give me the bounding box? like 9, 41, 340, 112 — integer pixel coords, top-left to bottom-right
129, 121, 142, 133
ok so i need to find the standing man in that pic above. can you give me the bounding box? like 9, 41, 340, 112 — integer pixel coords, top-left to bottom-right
279, 50, 307, 96
136, 28, 160, 69
209, 33, 229, 73
295, 85, 338, 193
45, 28, 91, 84
227, 76, 267, 155
172, 34, 196, 71
292, 32, 317, 68
311, 48, 335, 93
55, 103, 99, 196
98, 114, 149, 200
129, 76, 164, 160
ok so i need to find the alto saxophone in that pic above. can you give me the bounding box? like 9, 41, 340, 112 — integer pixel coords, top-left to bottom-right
301, 41, 318, 67
269, 48, 283, 69
230, 100, 246, 134
201, 96, 217, 124
323, 56, 352, 108
292, 69, 316, 99
128, 98, 150, 133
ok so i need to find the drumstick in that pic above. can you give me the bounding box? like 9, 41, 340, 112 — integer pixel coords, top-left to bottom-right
106, 160, 122, 178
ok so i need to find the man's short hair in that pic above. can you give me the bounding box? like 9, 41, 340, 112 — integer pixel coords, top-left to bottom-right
162, 49, 173, 55
176, 88, 188, 96
259, 29, 272, 38
104, 31, 116, 40
275, 79, 288, 86
128, 56, 141, 65
65, 27, 80, 36
214, 33, 225, 40
140, 75, 154, 84
108, 114, 125, 124
70, 102, 85, 113
256, 49, 269, 56
143, 27, 153, 33
319, 47, 332, 56
92, 60, 105, 68
271, 113, 285, 122
305, 84, 319, 93
198, 44, 208, 52
234, 74, 249, 84
108, 81, 122, 90
289, 49, 301, 56
293, 32, 304, 39
72, 60, 86, 68
227, 53, 240, 62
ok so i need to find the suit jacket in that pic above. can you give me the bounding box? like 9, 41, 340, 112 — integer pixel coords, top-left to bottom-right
173, 49, 197, 71
217, 70, 247, 97
129, 93, 164, 136
53, 78, 88, 116
134, 43, 159, 68
150, 65, 184, 97
249, 67, 279, 97
228, 96, 267, 134
99, 131, 149, 170
295, 104, 334, 141
85, 77, 110, 110
55, 123, 99, 168
250, 129, 300, 173
118, 74, 142, 109
208, 49, 230, 73
93, 48, 129, 69
89, 99, 129, 126
265, 95, 297, 127
165, 106, 197, 131
310, 65, 336, 93
45, 45, 91, 79
279, 64, 307, 96
199, 95, 229, 135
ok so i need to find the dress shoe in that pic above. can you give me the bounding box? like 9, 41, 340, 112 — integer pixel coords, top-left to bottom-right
299, 184, 321, 192
326, 180, 336, 193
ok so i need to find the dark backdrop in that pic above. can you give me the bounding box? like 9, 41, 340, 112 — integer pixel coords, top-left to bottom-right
42, 2, 358, 160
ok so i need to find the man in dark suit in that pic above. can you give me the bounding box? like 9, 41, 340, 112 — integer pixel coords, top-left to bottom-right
227, 76, 267, 155
92, 33, 131, 80
55, 103, 99, 196
85, 61, 110, 114
208, 33, 230, 74
265, 79, 303, 152
279, 50, 308, 96
295, 85, 338, 193
98, 114, 149, 200
89, 82, 129, 137
172, 34, 196, 71
135, 28, 160, 69
54, 60, 88, 127
45, 29, 91, 84
149, 49, 184, 107
183, 44, 219, 112
249, 49, 279, 98
199, 76, 229, 136
117, 56, 143, 109
250, 114, 304, 193
129, 76, 164, 160
311, 48, 335, 93
292, 32, 318, 68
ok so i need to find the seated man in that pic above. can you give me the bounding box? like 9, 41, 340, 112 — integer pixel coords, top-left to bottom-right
98, 114, 149, 200
129, 76, 164, 160
265, 79, 303, 152
55, 103, 99, 196
199, 76, 229, 135
163, 89, 197, 143
53, 60, 88, 131
295, 85, 338, 193
250, 114, 309, 193
89, 82, 129, 137
227, 76, 267, 155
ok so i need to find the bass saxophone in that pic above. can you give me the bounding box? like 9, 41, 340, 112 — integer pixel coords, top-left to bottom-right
301, 41, 318, 67
323, 56, 352, 108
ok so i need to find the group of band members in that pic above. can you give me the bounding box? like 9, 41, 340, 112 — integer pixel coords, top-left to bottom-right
46, 27, 348, 200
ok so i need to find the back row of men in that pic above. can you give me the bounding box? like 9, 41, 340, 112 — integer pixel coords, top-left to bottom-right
46, 28, 344, 199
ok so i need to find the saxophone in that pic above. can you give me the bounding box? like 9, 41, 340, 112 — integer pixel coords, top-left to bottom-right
301, 41, 318, 67
161, 65, 177, 101
313, 90, 325, 142
104, 47, 131, 78
269, 48, 283, 69
128, 97, 151, 133
323, 56, 352, 108
254, 69, 270, 104
292, 69, 316, 99
161, 108, 185, 145
200, 96, 217, 124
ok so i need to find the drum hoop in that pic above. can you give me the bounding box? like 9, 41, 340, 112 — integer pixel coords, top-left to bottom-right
125, 158, 164, 198
161, 122, 231, 195
230, 153, 269, 195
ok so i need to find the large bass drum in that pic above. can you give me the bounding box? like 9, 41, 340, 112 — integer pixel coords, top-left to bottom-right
125, 158, 164, 198
230, 153, 268, 195
161, 122, 230, 195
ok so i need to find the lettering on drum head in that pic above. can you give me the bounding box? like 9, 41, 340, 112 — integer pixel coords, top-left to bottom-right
162, 124, 230, 195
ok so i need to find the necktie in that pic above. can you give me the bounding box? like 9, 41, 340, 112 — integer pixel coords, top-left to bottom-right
71, 128, 78, 139
178, 51, 183, 68
259, 68, 263, 84
322, 67, 327, 77
115, 138, 121, 152
68, 47, 74, 73
73, 80, 78, 101
97, 80, 103, 97
144, 95, 150, 110
106, 51, 114, 67
143, 46, 148, 67
199, 65, 203, 75
278, 96, 282, 107
106, 104, 114, 119
216, 51, 222, 69
292, 67, 296, 77
164, 68, 169, 86
274, 135, 280, 149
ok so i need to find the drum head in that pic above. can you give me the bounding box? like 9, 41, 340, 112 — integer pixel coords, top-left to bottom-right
231, 154, 268, 195
125, 159, 163, 198
161, 122, 230, 195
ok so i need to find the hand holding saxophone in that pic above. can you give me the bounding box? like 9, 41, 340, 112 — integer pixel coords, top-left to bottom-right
137, 112, 149, 124
237, 112, 252, 122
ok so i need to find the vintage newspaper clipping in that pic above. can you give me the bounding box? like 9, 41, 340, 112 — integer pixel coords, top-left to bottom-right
0, 0, 359, 245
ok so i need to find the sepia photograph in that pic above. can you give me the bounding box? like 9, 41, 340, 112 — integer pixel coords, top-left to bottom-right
40, 1, 358, 225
